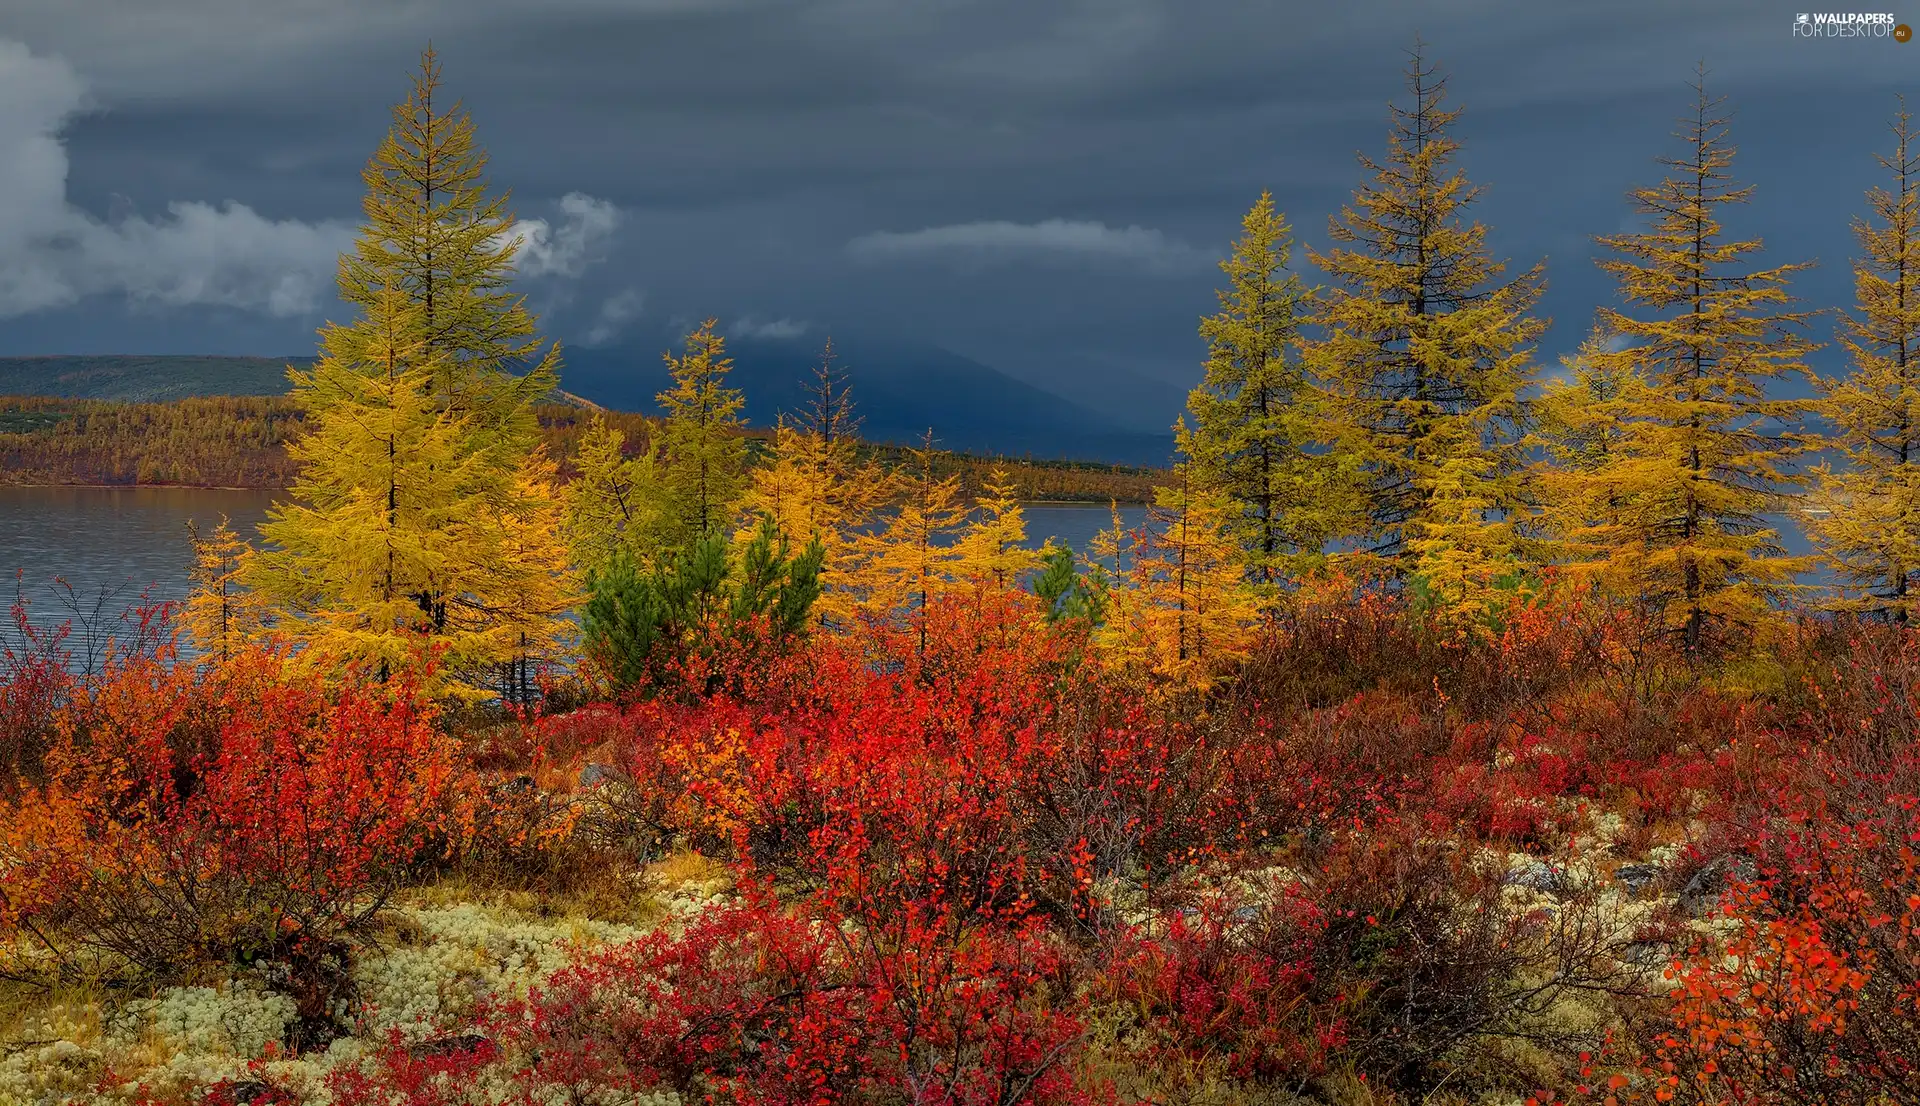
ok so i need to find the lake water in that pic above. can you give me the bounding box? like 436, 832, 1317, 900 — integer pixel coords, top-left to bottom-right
0, 486, 1145, 652
0, 486, 280, 657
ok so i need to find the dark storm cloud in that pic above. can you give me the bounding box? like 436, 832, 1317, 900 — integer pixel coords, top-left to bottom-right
0, 0, 1914, 427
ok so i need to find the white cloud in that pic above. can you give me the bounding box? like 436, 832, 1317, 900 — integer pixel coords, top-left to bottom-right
583, 287, 646, 346
728, 314, 810, 341
0, 39, 355, 318
501, 192, 623, 278
845, 217, 1209, 274
0, 38, 622, 321
80, 201, 356, 316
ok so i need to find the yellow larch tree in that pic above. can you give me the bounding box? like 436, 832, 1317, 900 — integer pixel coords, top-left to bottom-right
1571, 71, 1817, 650
1088, 510, 1154, 676
1531, 329, 1644, 576
1300, 43, 1545, 596
1182, 190, 1336, 596
852, 430, 969, 655
799, 337, 861, 450
797, 339, 890, 522
345, 45, 559, 450
480, 445, 580, 704
738, 422, 832, 547
950, 468, 1045, 637
252, 46, 576, 690
735, 417, 874, 629
1405, 419, 1527, 627
790, 339, 888, 625
565, 413, 664, 570
180, 516, 271, 663
952, 468, 1041, 592
1809, 101, 1920, 621
249, 286, 495, 691
657, 319, 749, 544
1095, 456, 1260, 690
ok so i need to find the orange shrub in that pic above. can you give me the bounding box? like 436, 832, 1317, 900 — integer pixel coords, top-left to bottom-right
1619, 743, 1920, 1105
0, 641, 470, 1020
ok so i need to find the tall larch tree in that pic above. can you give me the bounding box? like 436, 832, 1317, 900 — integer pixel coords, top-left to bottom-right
1579, 70, 1817, 649
800, 338, 861, 449
1809, 101, 1920, 621
797, 337, 887, 538
344, 45, 559, 450
1183, 190, 1329, 594
657, 319, 749, 545
735, 340, 885, 629
250, 287, 495, 691
1301, 42, 1546, 595
256, 46, 577, 690
565, 414, 664, 570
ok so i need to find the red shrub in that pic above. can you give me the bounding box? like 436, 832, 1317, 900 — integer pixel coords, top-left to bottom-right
1101, 880, 1338, 1089
319, 892, 1099, 1106
0, 619, 72, 789
1622, 739, 1920, 1105
319, 1030, 505, 1106
0, 642, 470, 1003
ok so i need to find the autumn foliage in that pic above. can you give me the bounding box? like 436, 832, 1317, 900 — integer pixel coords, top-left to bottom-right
0, 627, 470, 1001
1611, 664, 1920, 1105
12, 556, 1920, 1105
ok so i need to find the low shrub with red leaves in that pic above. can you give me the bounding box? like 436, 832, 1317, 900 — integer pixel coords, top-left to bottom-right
0, 640, 470, 1036
316, 891, 1099, 1106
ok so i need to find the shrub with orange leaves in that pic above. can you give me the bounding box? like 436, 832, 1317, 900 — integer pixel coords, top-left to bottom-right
1619, 740, 1920, 1106
1, 583, 183, 792
0, 637, 470, 1025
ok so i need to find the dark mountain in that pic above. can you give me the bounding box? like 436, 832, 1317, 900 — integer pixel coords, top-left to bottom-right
997, 350, 1192, 437
549, 332, 1175, 465
0, 341, 1178, 467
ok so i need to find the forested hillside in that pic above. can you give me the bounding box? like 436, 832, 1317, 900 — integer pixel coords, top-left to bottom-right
0, 394, 1165, 500
0, 355, 299, 401
0, 395, 301, 486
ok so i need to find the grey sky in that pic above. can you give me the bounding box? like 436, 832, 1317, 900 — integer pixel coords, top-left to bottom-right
0, 1, 1914, 430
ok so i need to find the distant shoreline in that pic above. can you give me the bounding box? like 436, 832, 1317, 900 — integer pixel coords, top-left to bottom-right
0, 482, 276, 493
1, 482, 1150, 506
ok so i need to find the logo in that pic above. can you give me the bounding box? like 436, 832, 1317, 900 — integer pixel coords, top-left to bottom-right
1791, 11, 1904, 37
